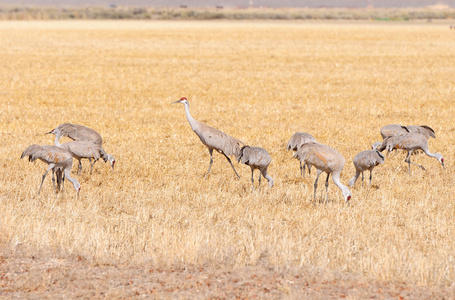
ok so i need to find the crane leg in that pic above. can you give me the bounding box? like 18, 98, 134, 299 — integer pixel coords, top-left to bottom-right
300, 161, 304, 178
361, 171, 364, 186
258, 169, 262, 188
205, 149, 214, 179
77, 159, 82, 175
313, 170, 323, 205
222, 152, 240, 178
39, 164, 55, 195
404, 151, 425, 174
325, 173, 330, 204
56, 168, 63, 193
89, 159, 97, 174
261, 169, 274, 188
51, 169, 57, 193
307, 163, 311, 175
369, 170, 373, 186
250, 168, 255, 191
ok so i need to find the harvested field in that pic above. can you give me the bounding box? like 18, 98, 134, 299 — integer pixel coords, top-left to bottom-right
1, 20, 455, 297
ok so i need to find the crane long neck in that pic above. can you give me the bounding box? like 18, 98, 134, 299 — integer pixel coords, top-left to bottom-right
422, 148, 436, 158
53, 133, 62, 147
64, 168, 79, 191
183, 102, 199, 131
332, 172, 349, 194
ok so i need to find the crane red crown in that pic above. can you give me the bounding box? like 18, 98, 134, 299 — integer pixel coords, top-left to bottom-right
180, 97, 187, 101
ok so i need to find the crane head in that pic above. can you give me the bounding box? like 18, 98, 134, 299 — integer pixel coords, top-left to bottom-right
46, 128, 61, 136
171, 97, 188, 105
435, 153, 445, 169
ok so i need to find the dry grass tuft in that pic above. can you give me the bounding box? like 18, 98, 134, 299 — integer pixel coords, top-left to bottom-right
1, 20, 455, 286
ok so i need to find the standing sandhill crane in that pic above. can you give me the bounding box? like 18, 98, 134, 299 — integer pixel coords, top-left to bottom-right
348, 150, 385, 187
172, 97, 244, 178
237, 146, 274, 190
48, 128, 100, 174
49, 123, 115, 171
287, 132, 316, 177
21, 145, 81, 196
294, 142, 351, 204
378, 133, 444, 174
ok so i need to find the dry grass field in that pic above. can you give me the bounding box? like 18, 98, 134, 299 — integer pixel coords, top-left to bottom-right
1, 20, 455, 297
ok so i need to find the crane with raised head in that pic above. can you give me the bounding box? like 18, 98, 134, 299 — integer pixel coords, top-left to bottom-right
237, 145, 274, 190
294, 142, 351, 204
378, 132, 444, 174
21, 145, 81, 196
48, 123, 115, 171
348, 150, 385, 187
287, 132, 316, 177
172, 97, 244, 178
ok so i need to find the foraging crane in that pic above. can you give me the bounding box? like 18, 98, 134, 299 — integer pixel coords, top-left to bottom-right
48, 128, 100, 174
287, 132, 316, 177
294, 142, 351, 204
378, 132, 444, 174
237, 146, 274, 190
348, 150, 385, 187
49, 123, 115, 171
21, 145, 81, 196
47, 126, 114, 171
172, 97, 244, 178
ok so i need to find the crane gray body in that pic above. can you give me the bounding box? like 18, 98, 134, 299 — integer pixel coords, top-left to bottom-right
21, 145, 81, 196
294, 142, 351, 204
172, 97, 244, 178
238, 146, 274, 190
348, 150, 385, 187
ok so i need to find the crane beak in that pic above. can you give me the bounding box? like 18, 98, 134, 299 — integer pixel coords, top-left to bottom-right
171, 100, 181, 105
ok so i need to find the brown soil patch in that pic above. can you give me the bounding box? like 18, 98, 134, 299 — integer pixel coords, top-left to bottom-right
1, 252, 454, 299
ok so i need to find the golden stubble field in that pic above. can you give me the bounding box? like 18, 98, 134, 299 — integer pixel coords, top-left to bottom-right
1, 20, 455, 296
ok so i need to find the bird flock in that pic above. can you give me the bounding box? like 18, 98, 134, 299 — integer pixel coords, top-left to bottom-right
21, 98, 445, 204
21, 123, 115, 197
171, 97, 445, 205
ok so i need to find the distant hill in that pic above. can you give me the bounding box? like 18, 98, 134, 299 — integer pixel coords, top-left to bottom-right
4, 0, 455, 8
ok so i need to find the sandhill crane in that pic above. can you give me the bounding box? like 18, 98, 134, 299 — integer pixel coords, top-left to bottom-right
287, 132, 316, 177
48, 127, 114, 172
48, 128, 100, 174
237, 146, 274, 190
294, 142, 351, 204
49, 123, 115, 171
348, 150, 385, 187
378, 133, 444, 174
21, 145, 81, 196
172, 97, 244, 178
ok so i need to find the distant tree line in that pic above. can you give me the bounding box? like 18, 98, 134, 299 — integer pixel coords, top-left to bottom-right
1, 6, 455, 21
